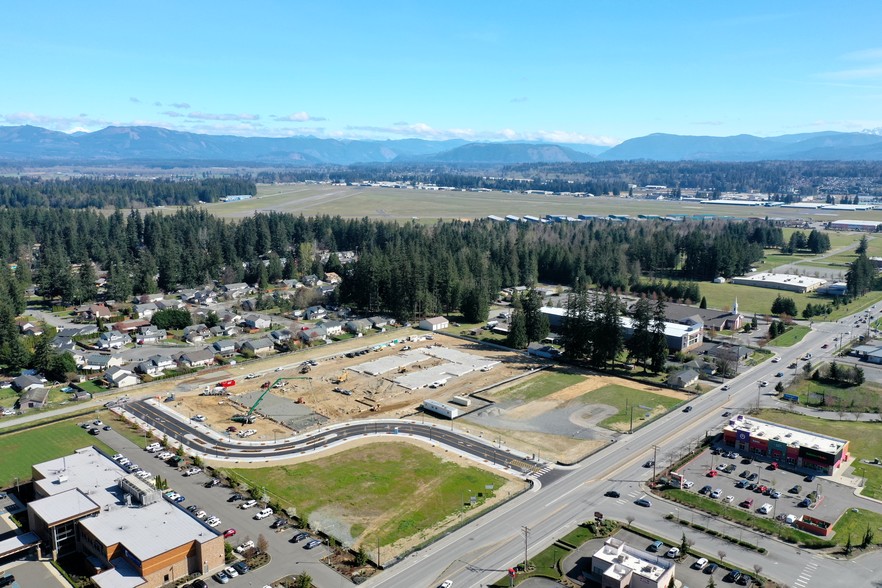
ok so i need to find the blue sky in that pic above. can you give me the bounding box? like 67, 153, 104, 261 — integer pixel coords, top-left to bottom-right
2, 1, 881, 145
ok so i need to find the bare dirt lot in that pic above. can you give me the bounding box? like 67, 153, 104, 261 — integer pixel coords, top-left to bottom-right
167, 332, 536, 440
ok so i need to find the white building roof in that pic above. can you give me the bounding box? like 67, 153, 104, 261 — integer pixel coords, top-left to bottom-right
80, 499, 218, 563
829, 219, 882, 227
593, 537, 671, 582
92, 557, 147, 588
29, 488, 100, 525
33, 447, 127, 508
540, 307, 700, 338
725, 414, 847, 453
733, 272, 826, 289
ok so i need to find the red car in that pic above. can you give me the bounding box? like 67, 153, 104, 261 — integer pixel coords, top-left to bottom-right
740, 498, 754, 508
706, 470, 718, 477
755, 485, 768, 493
223, 528, 237, 538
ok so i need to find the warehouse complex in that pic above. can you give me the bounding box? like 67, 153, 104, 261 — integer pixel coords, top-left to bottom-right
722, 415, 850, 476
26, 447, 224, 588
730, 272, 827, 293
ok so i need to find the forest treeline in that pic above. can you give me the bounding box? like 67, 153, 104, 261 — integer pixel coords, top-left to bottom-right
0, 177, 255, 208
0, 206, 784, 321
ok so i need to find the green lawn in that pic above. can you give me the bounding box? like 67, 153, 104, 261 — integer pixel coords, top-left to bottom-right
702, 282, 882, 322
769, 325, 811, 347
0, 421, 115, 487
495, 371, 586, 403
755, 251, 818, 272
756, 409, 882, 500
583, 384, 682, 430
781, 228, 860, 250
75, 380, 105, 394
786, 377, 882, 411
223, 443, 505, 548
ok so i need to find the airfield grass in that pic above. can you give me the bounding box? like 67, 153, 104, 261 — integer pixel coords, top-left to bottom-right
162, 184, 882, 223
496, 371, 586, 403
756, 409, 882, 500
781, 228, 861, 250
769, 325, 811, 347
583, 384, 682, 429
0, 421, 115, 487
224, 443, 505, 547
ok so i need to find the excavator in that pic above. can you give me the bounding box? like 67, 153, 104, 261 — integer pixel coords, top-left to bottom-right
232, 376, 312, 423
331, 371, 348, 384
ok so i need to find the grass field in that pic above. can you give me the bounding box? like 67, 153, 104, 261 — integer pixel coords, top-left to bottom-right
786, 378, 882, 411
224, 443, 505, 548
151, 183, 882, 224
756, 409, 882, 500
0, 421, 115, 487
701, 282, 882, 321
582, 384, 683, 429
498, 371, 586, 403
769, 325, 811, 347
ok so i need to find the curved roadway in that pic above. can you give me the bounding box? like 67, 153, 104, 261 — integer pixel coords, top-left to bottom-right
124, 399, 547, 475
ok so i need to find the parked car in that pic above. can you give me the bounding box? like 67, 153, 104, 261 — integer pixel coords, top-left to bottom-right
228, 493, 243, 502
232, 561, 250, 575
805, 474, 816, 482
204, 478, 220, 488
710, 488, 723, 499
799, 498, 812, 508
706, 470, 718, 477
184, 467, 202, 476
224, 566, 238, 578
304, 539, 323, 549
187, 505, 199, 513
665, 547, 680, 558
737, 575, 753, 586
724, 464, 737, 474
704, 563, 719, 574
725, 570, 742, 582
681, 480, 694, 489
254, 507, 274, 520
789, 485, 802, 494
213, 571, 230, 584
770, 490, 782, 499
748, 473, 758, 481
240, 499, 258, 509
223, 528, 237, 538
735, 480, 749, 488
648, 540, 664, 552
235, 540, 254, 553
723, 495, 734, 503
291, 532, 310, 543
699, 485, 712, 495
740, 499, 754, 508
270, 517, 287, 529
693, 558, 708, 570
739, 470, 750, 478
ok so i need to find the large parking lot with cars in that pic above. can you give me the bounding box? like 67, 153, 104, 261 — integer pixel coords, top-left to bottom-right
94, 423, 348, 587
675, 441, 865, 525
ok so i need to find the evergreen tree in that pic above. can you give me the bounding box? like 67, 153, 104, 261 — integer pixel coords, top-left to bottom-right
461, 283, 489, 324
649, 297, 668, 373
699, 296, 707, 309
627, 297, 653, 370
78, 262, 99, 303
562, 285, 593, 361
592, 291, 623, 368
522, 288, 549, 343
506, 307, 528, 349
847, 253, 876, 297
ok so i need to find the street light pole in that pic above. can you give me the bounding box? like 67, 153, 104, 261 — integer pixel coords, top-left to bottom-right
521, 526, 530, 571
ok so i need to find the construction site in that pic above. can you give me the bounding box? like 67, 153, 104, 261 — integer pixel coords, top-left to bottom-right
168, 332, 537, 443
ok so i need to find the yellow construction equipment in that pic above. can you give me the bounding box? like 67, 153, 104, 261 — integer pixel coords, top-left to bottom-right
332, 371, 348, 384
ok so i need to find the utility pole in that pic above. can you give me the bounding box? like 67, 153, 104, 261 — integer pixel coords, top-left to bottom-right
652, 445, 659, 482
521, 526, 530, 571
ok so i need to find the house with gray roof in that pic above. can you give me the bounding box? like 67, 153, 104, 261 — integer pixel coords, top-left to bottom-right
239, 338, 275, 355
105, 367, 140, 388
667, 369, 699, 389
177, 349, 216, 368
346, 318, 373, 334
211, 339, 237, 357
244, 315, 272, 330
17, 387, 49, 409
13, 374, 46, 392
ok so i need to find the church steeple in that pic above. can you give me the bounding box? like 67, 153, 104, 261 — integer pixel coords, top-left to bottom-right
732, 298, 739, 314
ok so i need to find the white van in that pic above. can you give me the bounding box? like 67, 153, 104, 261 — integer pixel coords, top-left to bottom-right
254, 507, 274, 520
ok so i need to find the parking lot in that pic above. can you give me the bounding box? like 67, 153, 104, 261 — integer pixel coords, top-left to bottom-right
677, 444, 866, 525
95, 425, 348, 587
561, 528, 756, 587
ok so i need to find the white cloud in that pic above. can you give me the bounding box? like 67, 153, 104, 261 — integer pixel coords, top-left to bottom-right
345, 122, 618, 145
186, 111, 260, 121
273, 111, 326, 122
161, 111, 186, 118
129, 97, 141, 103
170, 102, 191, 109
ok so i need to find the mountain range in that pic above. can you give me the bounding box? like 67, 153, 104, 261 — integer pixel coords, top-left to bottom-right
2, 125, 882, 165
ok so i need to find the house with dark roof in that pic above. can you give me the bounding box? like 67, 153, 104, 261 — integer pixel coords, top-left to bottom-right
667, 369, 699, 388
13, 374, 46, 392
211, 339, 237, 357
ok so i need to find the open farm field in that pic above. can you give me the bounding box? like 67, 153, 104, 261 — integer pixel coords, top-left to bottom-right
224, 442, 516, 562
701, 282, 882, 321
156, 184, 882, 223
0, 421, 115, 487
